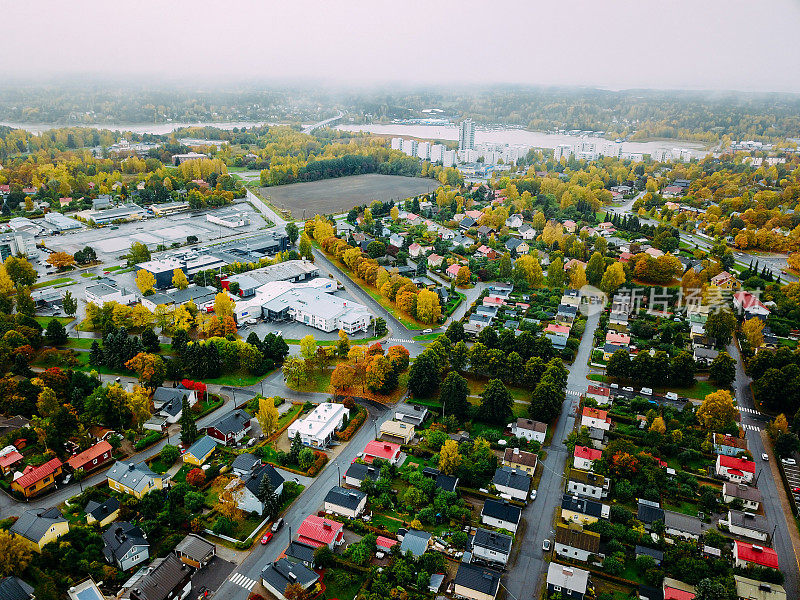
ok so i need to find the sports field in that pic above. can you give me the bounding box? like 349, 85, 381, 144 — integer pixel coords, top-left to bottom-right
259, 174, 439, 218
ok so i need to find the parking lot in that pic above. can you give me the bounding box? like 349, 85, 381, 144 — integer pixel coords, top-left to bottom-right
782, 458, 800, 510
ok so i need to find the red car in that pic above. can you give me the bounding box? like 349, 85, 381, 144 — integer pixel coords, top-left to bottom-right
260, 532, 273, 544
792, 487, 800, 494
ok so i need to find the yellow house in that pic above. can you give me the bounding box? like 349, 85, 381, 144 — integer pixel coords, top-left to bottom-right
183, 435, 217, 466
560, 495, 609, 526
85, 497, 121, 527
11, 458, 63, 498
10, 507, 69, 552
107, 461, 163, 499
502, 447, 538, 475
379, 420, 415, 445
710, 271, 739, 291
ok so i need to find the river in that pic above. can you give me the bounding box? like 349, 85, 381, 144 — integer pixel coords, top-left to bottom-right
0, 121, 277, 135
336, 123, 711, 157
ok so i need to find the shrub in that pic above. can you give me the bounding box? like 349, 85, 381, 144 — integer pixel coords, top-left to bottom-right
336, 406, 366, 441
212, 516, 233, 535
134, 431, 162, 451
298, 447, 315, 470
306, 451, 328, 477
186, 468, 206, 487
160, 444, 180, 464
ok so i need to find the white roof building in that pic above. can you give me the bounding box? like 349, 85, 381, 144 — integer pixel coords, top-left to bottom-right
287, 403, 350, 448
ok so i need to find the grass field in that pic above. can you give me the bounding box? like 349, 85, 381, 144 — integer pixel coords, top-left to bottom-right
259, 174, 439, 217
32, 277, 73, 289
34, 315, 74, 327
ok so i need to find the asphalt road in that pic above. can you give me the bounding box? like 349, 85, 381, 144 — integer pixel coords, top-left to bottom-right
727, 341, 800, 596
504, 310, 601, 599
213, 401, 394, 600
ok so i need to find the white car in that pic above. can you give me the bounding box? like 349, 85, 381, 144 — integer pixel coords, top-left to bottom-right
542, 539, 551, 552
640, 387, 653, 396
622, 386, 634, 393
781, 458, 797, 466
665, 392, 679, 401
530, 489, 537, 501
422, 328, 433, 334
761, 453, 769, 461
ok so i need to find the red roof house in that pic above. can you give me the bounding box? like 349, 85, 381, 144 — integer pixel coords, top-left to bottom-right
362, 440, 401, 464
715, 455, 755, 483
545, 323, 570, 336
606, 332, 631, 346
66, 440, 113, 473
734, 540, 779, 569
446, 264, 462, 278
0, 450, 23, 474
11, 457, 63, 498
586, 385, 611, 401
296, 515, 344, 549
376, 536, 399, 551
573, 445, 602, 470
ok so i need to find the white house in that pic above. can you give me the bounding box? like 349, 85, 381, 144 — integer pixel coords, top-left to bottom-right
232, 464, 285, 515
518, 224, 537, 240
323, 486, 367, 519
722, 483, 762, 511
505, 214, 523, 229
725, 510, 770, 542
554, 525, 601, 563
287, 403, 349, 448
581, 407, 610, 431
585, 386, 611, 405
573, 446, 602, 471
492, 467, 531, 502
715, 455, 755, 484
470, 528, 513, 566
481, 499, 521, 533
567, 469, 608, 499
509, 418, 546, 443
85, 283, 137, 306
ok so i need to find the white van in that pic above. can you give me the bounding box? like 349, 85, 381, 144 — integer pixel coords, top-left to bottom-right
640, 387, 653, 396
665, 392, 679, 401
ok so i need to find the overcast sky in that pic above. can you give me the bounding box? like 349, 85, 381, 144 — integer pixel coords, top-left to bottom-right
4, 0, 800, 93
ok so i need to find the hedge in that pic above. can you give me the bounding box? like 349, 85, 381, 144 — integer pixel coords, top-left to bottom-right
306, 451, 329, 477
336, 405, 366, 441
134, 431, 163, 451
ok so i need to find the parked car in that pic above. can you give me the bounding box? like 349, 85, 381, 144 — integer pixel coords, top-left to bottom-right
530, 489, 537, 501
260, 532, 273, 544
640, 387, 653, 396
271, 518, 284, 532
762, 453, 769, 461
665, 392, 679, 401
422, 328, 433, 334
622, 386, 634, 393
781, 458, 797, 466
542, 539, 551, 551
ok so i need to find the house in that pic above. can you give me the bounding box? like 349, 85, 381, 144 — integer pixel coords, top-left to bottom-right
663, 577, 697, 600
408, 243, 424, 258
546, 563, 590, 600
518, 224, 536, 239
324, 486, 367, 518
492, 466, 531, 501
446, 263, 463, 279
66, 440, 113, 474
470, 528, 512, 566
394, 403, 429, 426
555, 524, 601, 562
261, 559, 319, 600
603, 342, 629, 361
287, 403, 349, 448
379, 420, 415, 444
563, 258, 586, 273
102, 522, 149, 571
545, 323, 570, 349
561, 494, 610, 525
107, 461, 163, 498
11, 457, 63, 498
453, 563, 501, 600
9, 507, 69, 552
85, 497, 121, 527
153, 386, 197, 411
283, 540, 317, 568
503, 447, 538, 475
0, 578, 34, 600
296, 515, 344, 549
475, 244, 496, 259
231, 453, 261, 478
476, 225, 494, 239
733, 575, 786, 600
0, 448, 24, 475
421, 467, 459, 492
344, 462, 380, 488
585, 386, 611, 405
557, 303, 578, 325
733, 291, 771, 320
635, 545, 664, 565
460, 216, 476, 230
637, 499, 665, 531
606, 331, 630, 346
505, 214, 523, 229
509, 418, 546, 443
713, 433, 748, 457
567, 469, 608, 499
204, 409, 251, 446
726, 510, 770, 542
376, 536, 399, 554
563, 220, 577, 233
426, 254, 445, 269
733, 541, 779, 570
581, 407, 610, 431
174, 534, 216, 569
389, 233, 405, 248
723, 483, 762, 511
587, 426, 608, 450
399, 529, 431, 558
505, 238, 529, 254
573, 446, 602, 471
608, 311, 628, 332
481, 499, 522, 533
716, 455, 755, 483
664, 510, 703, 541
711, 271, 738, 290
234, 463, 285, 515
362, 440, 402, 464
129, 554, 192, 600
183, 435, 217, 466
693, 346, 719, 365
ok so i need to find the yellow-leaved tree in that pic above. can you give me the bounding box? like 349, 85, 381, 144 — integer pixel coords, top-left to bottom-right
697, 390, 737, 431
135, 269, 156, 295
438, 439, 462, 475
256, 397, 280, 438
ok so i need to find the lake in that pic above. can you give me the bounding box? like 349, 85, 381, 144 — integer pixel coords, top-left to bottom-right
0, 121, 276, 136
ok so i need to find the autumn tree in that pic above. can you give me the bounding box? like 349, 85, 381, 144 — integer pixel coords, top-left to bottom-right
299, 233, 313, 260
600, 262, 626, 294
455, 265, 471, 286
127, 241, 151, 265
547, 256, 565, 288
513, 255, 543, 287
214, 292, 235, 318
283, 356, 308, 388
569, 264, 587, 289
438, 439, 462, 475
0, 529, 33, 576
284, 583, 312, 600
46, 252, 76, 270
649, 416, 666, 434
741, 317, 765, 349
257, 397, 280, 437
135, 269, 156, 295
125, 353, 166, 388
300, 335, 317, 363
331, 363, 355, 391
416, 289, 441, 324
172, 269, 189, 290
585, 252, 605, 286
705, 309, 737, 347
4, 256, 37, 287
697, 390, 738, 430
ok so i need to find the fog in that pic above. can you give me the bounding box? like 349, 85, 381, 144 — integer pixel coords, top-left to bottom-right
4, 0, 800, 92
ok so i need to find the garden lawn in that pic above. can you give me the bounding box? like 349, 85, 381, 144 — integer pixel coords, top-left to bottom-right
289, 366, 334, 393
34, 315, 74, 327
322, 569, 363, 600
412, 332, 442, 341
370, 513, 401, 533
32, 277, 73, 289
663, 499, 700, 517
201, 372, 266, 386
148, 456, 177, 474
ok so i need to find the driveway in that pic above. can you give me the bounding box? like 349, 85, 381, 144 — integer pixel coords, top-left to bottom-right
503, 310, 601, 599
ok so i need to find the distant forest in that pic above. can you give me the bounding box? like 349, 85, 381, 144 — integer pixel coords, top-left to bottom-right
1, 84, 799, 143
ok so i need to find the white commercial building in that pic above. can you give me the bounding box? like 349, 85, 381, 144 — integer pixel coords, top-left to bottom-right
459, 119, 476, 151
401, 139, 418, 157
430, 144, 445, 163
391, 137, 403, 150
287, 403, 350, 448
443, 150, 456, 168
416, 141, 431, 160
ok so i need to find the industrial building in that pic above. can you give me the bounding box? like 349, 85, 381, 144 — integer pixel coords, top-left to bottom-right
221, 260, 320, 296
86, 203, 148, 225
43, 212, 82, 232
149, 201, 191, 216
140, 285, 218, 312
0, 231, 37, 259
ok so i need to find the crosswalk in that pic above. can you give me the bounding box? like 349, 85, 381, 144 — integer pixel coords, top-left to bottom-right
387, 338, 415, 344
566, 390, 583, 397
229, 573, 258, 590
738, 406, 762, 416
743, 424, 761, 432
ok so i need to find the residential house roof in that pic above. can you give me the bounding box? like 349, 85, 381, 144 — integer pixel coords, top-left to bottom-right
735, 541, 779, 568
345, 462, 380, 484
208, 409, 250, 435
481, 499, 521, 525
586, 385, 610, 398
582, 407, 609, 421
574, 446, 602, 461
513, 418, 547, 433
102, 521, 148, 565
664, 510, 703, 536
728, 510, 769, 533
471, 528, 512, 554
561, 494, 606, 518
718, 455, 755, 474
0, 578, 33, 600
284, 540, 317, 564
637, 499, 665, 524
635, 545, 664, 562
363, 440, 401, 462
131, 554, 190, 600
723, 482, 762, 503
324, 486, 366, 512
421, 467, 459, 492
734, 575, 786, 600
376, 536, 399, 551
66, 441, 112, 471
85, 497, 120, 523
663, 577, 697, 600
174, 533, 215, 563
185, 435, 216, 462
14, 457, 62, 489
9, 507, 66, 544
152, 387, 192, 406
546, 563, 589, 594
454, 562, 501, 597
492, 466, 531, 492
244, 463, 284, 496
399, 529, 431, 557
106, 461, 159, 494
296, 515, 343, 547
231, 453, 261, 474
555, 525, 601, 553
569, 469, 605, 488
503, 447, 538, 469
713, 434, 747, 451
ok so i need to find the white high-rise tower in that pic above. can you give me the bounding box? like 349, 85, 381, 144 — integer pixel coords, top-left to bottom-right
458, 119, 475, 151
